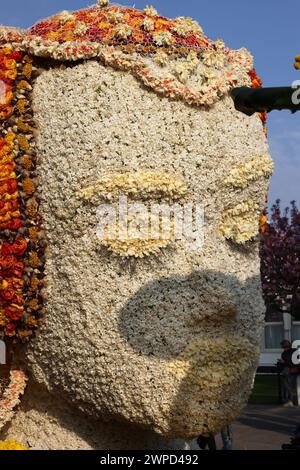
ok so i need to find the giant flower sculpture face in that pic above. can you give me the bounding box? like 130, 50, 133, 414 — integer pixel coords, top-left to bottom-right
0, 4, 273, 438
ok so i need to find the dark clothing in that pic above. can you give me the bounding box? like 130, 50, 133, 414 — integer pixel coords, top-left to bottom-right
281, 348, 297, 368
197, 434, 216, 450
221, 426, 233, 450
281, 368, 296, 403
279, 348, 300, 404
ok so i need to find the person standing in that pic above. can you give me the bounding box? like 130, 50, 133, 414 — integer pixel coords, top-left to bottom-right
277, 340, 299, 407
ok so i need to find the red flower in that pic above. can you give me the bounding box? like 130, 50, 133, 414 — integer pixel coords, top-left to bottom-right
0, 254, 16, 270
5, 322, 17, 330
1, 289, 15, 302
12, 294, 24, 306
0, 179, 17, 195
11, 237, 27, 256
249, 68, 263, 89
8, 260, 24, 278
2, 218, 22, 231
1, 241, 12, 256
7, 51, 23, 61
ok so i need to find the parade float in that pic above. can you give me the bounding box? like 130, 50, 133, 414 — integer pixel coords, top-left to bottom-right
0, 1, 273, 449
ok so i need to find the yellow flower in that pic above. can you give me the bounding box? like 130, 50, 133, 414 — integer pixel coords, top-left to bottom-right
16, 98, 27, 114
4, 69, 17, 80
5, 131, 16, 146
0, 440, 29, 450
22, 63, 33, 80
4, 58, 16, 70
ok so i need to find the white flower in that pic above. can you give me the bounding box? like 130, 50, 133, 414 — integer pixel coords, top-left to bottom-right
97, 0, 110, 7
57, 11, 74, 24
107, 11, 124, 24
172, 52, 199, 83
154, 50, 169, 66
74, 22, 89, 36
143, 18, 155, 32
144, 5, 158, 17
153, 31, 174, 46
201, 51, 217, 67
214, 53, 225, 69
233, 47, 254, 70
174, 16, 203, 36
172, 64, 190, 84
187, 51, 200, 68
214, 39, 225, 50
115, 24, 132, 40
172, 23, 189, 38
202, 67, 217, 81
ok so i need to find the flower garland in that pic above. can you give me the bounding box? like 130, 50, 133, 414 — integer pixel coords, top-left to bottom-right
0, 48, 45, 342
27, 6, 210, 53
0, 6, 263, 109
0, 368, 27, 430
97, 45, 253, 107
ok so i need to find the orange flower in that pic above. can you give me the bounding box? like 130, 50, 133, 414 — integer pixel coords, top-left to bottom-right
22, 178, 35, 194
16, 99, 27, 114
4, 90, 13, 105
4, 58, 16, 70
28, 299, 39, 311
20, 156, 32, 170
28, 227, 39, 243
26, 198, 38, 218
17, 117, 30, 133
25, 316, 37, 328
0, 107, 13, 121
18, 135, 30, 151
17, 80, 31, 91
5, 131, 16, 146
23, 55, 32, 64
18, 329, 32, 340
259, 211, 268, 234
29, 252, 40, 268
29, 275, 39, 291
5, 323, 17, 335
22, 63, 32, 80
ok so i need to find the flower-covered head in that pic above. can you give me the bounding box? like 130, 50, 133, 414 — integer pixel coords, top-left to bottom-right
0, 4, 272, 438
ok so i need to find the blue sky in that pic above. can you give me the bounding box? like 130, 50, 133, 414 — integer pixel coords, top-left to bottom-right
1, 0, 299, 209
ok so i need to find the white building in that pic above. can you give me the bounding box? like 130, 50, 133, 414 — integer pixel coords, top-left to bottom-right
260, 302, 300, 366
